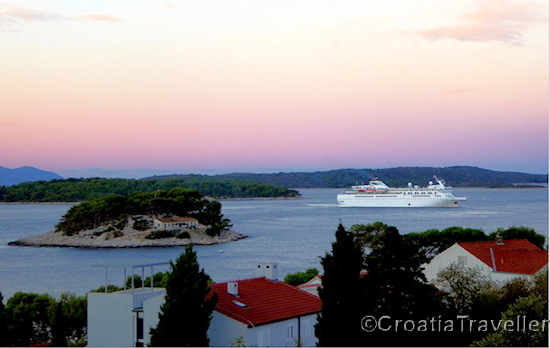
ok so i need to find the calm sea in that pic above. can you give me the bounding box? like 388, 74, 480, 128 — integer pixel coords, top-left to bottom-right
0, 188, 547, 299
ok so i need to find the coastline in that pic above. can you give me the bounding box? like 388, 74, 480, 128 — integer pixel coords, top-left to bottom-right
0, 196, 302, 205
8, 229, 247, 249
0, 186, 545, 205
0, 202, 77, 205
216, 196, 301, 201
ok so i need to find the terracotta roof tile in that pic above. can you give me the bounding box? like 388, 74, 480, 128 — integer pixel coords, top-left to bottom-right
210, 277, 322, 327
458, 239, 548, 275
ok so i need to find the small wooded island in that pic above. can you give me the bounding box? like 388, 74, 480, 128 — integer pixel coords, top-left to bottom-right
0, 177, 300, 202
9, 188, 246, 248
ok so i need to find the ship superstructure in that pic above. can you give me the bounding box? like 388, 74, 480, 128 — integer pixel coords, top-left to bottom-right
337, 176, 466, 207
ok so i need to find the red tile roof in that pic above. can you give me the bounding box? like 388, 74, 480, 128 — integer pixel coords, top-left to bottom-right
210, 277, 322, 327
458, 239, 548, 274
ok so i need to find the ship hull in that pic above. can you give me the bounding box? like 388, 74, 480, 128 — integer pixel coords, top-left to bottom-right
337, 194, 465, 207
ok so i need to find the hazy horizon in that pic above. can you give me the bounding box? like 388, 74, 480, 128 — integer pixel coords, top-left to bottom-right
1, 0, 548, 175
2, 164, 548, 180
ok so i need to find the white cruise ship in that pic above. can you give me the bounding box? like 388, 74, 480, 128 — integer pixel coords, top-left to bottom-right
337, 176, 467, 207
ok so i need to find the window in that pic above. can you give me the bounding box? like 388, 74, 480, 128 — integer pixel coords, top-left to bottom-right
457, 255, 466, 267
288, 325, 294, 338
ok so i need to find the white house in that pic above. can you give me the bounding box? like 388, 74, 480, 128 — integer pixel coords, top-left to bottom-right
88, 288, 166, 347
206, 274, 321, 346
153, 216, 199, 232
87, 263, 322, 347
424, 239, 548, 284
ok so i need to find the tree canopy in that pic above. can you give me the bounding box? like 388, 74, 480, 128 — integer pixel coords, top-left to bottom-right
158, 166, 547, 188
149, 245, 217, 346
283, 268, 319, 286
0, 176, 299, 202
350, 223, 547, 259
315, 224, 364, 346
1, 292, 86, 347
55, 188, 230, 236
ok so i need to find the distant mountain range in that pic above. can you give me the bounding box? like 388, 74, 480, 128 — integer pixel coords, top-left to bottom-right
147, 166, 548, 188
1, 165, 547, 189
0, 166, 63, 186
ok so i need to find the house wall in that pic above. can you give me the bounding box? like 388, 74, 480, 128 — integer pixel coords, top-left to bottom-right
490, 272, 534, 283
207, 311, 249, 346
88, 292, 136, 347
208, 313, 318, 347
153, 219, 198, 231
423, 244, 492, 282
88, 290, 320, 347
298, 286, 320, 297
247, 314, 318, 347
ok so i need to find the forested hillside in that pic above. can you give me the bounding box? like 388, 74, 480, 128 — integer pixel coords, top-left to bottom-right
152, 166, 546, 188
0, 177, 299, 202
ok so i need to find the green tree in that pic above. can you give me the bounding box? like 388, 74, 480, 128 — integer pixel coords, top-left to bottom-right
533, 270, 548, 298
473, 295, 548, 347
149, 245, 217, 346
488, 226, 546, 249
0, 292, 7, 347
284, 268, 319, 286
435, 263, 494, 314
315, 224, 364, 346
4, 292, 55, 346
405, 226, 488, 259
57, 293, 87, 346
51, 301, 68, 347
360, 226, 447, 346
349, 221, 390, 249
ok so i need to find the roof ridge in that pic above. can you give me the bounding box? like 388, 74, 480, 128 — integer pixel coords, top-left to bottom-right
213, 276, 266, 286
277, 278, 323, 300
458, 238, 530, 244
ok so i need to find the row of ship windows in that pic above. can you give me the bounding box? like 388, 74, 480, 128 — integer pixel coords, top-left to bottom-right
394, 192, 438, 195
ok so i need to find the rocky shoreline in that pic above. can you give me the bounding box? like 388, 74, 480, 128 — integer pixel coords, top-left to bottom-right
9, 230, 247, 248
8, 215, 247, 248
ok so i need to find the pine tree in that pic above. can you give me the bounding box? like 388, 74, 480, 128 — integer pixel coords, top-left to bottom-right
0, 292, 7, 347
149, 245, 217, 346
361, 226, 446, 346
51, 300, 68, 347
315, 224, 364, 346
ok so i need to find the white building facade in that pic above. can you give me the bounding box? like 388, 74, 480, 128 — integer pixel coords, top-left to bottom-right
88, 288, 166, 347
153, 216, 199, 232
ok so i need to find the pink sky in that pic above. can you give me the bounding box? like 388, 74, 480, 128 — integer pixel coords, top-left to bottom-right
0, 0, 548, 175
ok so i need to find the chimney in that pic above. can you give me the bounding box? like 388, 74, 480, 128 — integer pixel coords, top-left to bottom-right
257, 262, 279, 280
495, 230, 504, 245
227, 281, 238, 296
